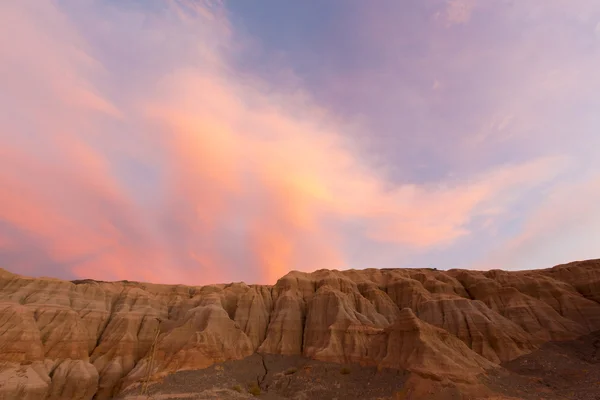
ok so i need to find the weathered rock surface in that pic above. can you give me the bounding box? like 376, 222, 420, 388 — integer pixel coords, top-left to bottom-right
0, 260, 598, 399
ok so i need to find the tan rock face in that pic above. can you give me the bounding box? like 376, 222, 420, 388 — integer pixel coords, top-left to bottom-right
368, 308, 495, 383
0, 260, 599, 399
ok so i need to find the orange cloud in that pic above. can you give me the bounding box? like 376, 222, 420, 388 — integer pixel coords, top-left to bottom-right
0, 138, 165, 280
140, 54, 568, 282
0, 0, 574, 284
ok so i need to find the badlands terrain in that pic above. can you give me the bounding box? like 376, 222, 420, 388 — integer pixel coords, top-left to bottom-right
0, 259, 599, 399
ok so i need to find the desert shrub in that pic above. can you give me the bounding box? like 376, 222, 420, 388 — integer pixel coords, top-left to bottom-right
340, 366, 351, 375
232, 384, 242, 393
247, 382, 261, 396
284, 367, 298, 375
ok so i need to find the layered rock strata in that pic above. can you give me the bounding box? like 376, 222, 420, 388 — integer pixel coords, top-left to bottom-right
0, 260, 598, 399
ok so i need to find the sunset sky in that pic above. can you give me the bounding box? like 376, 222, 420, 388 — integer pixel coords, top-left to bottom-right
1, 0, 599, 284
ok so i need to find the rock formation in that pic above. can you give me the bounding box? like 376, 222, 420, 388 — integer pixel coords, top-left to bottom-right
0, 259, 598, 399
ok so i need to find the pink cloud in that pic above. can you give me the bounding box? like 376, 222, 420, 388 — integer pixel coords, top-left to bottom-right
0, 0, 581, 284
479, 172, 600, 270
138, 59, 569, 281
442, 0, 478, 26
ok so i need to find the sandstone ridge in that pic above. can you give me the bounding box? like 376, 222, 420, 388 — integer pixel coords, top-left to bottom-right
0, 259, 598, 399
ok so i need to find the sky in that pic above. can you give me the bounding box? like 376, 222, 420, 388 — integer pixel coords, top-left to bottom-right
1, 0, 599, 285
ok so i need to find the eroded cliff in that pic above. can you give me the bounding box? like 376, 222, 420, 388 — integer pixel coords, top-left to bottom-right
0, 260, 598, 399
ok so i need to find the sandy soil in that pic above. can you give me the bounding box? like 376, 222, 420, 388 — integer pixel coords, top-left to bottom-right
117, 354, 408, 400
117, 331, 600, 400
484, 331, 600, 400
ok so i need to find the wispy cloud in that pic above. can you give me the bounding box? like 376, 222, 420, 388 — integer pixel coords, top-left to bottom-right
480, 172, 600, 270
443, 0, 478, 26
0, 0, 598, 284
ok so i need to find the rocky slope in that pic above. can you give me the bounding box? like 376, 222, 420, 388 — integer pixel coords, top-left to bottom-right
0, 259, 598, 399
